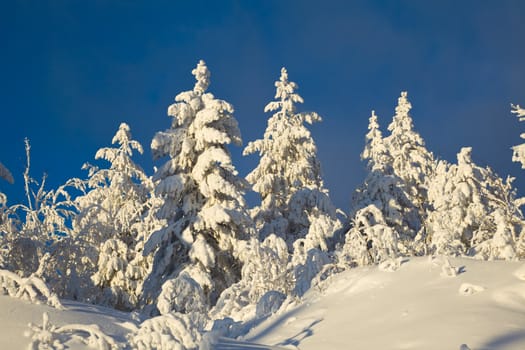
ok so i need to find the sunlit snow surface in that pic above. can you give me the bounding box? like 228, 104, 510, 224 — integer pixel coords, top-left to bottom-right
240, 257, 525, 350
0, 296, 137, 349
1, 257, 525, 349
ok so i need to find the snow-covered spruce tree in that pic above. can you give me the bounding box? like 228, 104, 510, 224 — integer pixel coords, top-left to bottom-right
383, 92, 435, 251
142, 60, 253, 316
351, 111, 405, 225
425, 158, 460, 255
348, 110, 411, 264
426, 147, 524, 259
72, 123, 154, 310
511, 103, 525, 168
243, 67, 340, 251
243, 68, 341, 297
361, 110, 390, 173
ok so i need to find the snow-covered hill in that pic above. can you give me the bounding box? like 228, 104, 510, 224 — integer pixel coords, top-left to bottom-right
2, 257, 525, 349
0, 295, 136, 349
235, 257, 525, 350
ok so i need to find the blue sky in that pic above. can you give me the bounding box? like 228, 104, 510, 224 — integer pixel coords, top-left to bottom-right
1, 0, 525, 209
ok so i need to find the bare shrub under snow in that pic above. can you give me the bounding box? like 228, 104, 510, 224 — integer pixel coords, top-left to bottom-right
25, 312, 120, 350
0, 269, 63, 309
129, 313, 201, 350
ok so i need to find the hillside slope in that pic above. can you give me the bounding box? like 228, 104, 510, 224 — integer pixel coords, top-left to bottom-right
240, 257, 525, 350
1, 257, 525, 349
0, 295, 136, 349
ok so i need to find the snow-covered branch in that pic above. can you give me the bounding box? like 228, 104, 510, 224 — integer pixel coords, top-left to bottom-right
511, 103, 525, 121
511, 103, 525, 169
26, 312, 121, 350
0, 269, 64, 309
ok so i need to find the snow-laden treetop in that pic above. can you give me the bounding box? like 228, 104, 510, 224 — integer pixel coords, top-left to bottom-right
111, 123, 143, 156
192, 60, 210, 94
368, 110, 379, 129
265, 68, 304, 116
389, 91, 413, 134
361, 110, 384, 166
91, 122, 145, 179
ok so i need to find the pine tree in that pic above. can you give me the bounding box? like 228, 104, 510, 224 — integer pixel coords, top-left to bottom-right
427, 147, 524, 259
383, 92, 435, 247
72, 123, 154, 310
361, 111, 390, 173
143, 60, 253, 314
350, 111, 410, 258
425, 157, 464, 256
243, 67, 340, 251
